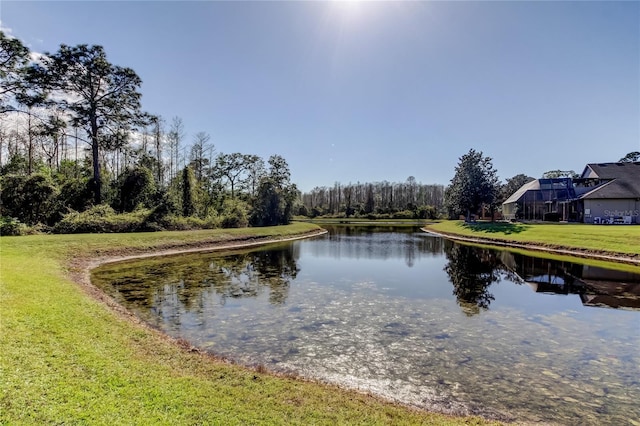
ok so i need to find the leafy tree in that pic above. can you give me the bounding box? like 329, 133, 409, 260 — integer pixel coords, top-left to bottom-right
58, 177, 93, 212
0, 31, 30, 113
24, 44, 146, 204
445, 149, 499, 220
220, 198, 249, 228
500, 174, 535, 202
0, 174, 26, 218
243, 154, 265, 198
55, 158, 92, 182
215, 152, 248, 199
250, 179, 282, 226
0, 173, 58, 225
542, 170, 578, 179
267, 154, 291, 188
181, 166, 197, 217
364, 184, 375, 214
619, 151, 640, 162
115, 166, 156, 212
250, 155, 298, 226
0, 153, 29, 176
138, 152, 164, 187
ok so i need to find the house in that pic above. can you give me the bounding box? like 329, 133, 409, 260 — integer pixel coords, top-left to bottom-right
577, 162, 640, 224
502, 177, 578, 221
502, 162, 640, 223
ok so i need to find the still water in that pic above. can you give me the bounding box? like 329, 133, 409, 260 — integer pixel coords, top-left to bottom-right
92, 226, 640, 424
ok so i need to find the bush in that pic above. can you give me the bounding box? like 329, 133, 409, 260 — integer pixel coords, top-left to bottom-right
0, 173, 58, 225
416, 205, 438, 220
114, 166, 156, 212
391, 210, 415, 220
221, 199, 249, 228
53, 205, 150, 234
160, 215, 220, 231
58, 178, 93, 212
310, 207, 323, 218
0, 216, 26, 236
145, 189, 180, 225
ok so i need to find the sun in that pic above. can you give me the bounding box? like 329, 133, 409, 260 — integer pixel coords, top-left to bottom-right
330, 0, 365, 18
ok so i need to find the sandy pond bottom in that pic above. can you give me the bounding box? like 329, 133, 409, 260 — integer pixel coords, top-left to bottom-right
92, 228, 640, 425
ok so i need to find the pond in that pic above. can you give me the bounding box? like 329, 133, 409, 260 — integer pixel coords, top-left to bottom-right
91, 225, 640, 424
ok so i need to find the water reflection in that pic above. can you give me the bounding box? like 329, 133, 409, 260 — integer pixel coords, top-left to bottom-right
442, 243, 640, 314
93, 244, 301, 332
311, 225, 444, 267
214, 246, 299, 305
91, 227, 640, 424
508, 253, 640, 311
444, 244, 503, 315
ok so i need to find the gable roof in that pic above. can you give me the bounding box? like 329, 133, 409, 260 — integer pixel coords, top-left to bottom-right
581, 162, 640, 179
502, 178, 574, 205
579, 162, 640, 199
579, 178, 640, 199
502, 179, 540, 204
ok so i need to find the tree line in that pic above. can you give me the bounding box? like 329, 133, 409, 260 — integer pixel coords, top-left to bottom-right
300, 178, 445, 219
0, 32, 297, 234
3, 32, 635, 233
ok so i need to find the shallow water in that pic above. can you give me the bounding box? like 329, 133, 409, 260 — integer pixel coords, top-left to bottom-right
92, 225, 640, 424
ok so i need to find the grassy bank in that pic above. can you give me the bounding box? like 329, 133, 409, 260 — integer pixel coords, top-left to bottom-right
0, 224, 496, 425
426, 221, 640, 258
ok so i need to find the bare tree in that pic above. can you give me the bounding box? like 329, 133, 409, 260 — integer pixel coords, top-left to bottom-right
167, 116, 185, 181
189, 131, 213, 181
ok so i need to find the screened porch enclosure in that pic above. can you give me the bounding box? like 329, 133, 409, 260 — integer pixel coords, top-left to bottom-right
502, 178, 579, 221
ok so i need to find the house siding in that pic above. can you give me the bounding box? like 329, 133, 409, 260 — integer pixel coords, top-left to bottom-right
583, 199, 640, 224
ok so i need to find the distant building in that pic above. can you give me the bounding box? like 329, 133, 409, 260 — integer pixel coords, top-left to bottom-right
502, 162, 640, 224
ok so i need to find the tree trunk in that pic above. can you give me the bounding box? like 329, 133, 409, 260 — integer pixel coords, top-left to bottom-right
90, 116, 101, 205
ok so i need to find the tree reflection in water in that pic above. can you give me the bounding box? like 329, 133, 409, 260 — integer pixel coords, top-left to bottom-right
92, 244, 301, 324
214, 246, 299, 305
443, 243, 516, 316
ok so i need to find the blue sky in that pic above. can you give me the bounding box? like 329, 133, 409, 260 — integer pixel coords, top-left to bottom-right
1, 1, 638, 192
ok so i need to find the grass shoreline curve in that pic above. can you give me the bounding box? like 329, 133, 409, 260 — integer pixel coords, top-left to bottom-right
1, 223, 499, 425
424, 221, 640, 267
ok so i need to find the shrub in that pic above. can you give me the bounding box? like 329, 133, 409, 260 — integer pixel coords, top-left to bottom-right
58, 177, 93, 212
161, 215, 220, 231
53, 205, 150, 234
0, 216, 26, 236
114, 166, 156, 212
0, 173, 58, 225
392, 210, 415, 220
416, 205, 438, 220
145, 189, 180, 226
221, 199, 249, 228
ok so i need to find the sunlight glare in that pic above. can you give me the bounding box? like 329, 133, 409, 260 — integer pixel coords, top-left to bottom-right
331, 0, 366, 22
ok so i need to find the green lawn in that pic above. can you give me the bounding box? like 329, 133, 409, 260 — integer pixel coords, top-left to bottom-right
1, 224, 497, 425
426, 221, 640, 258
